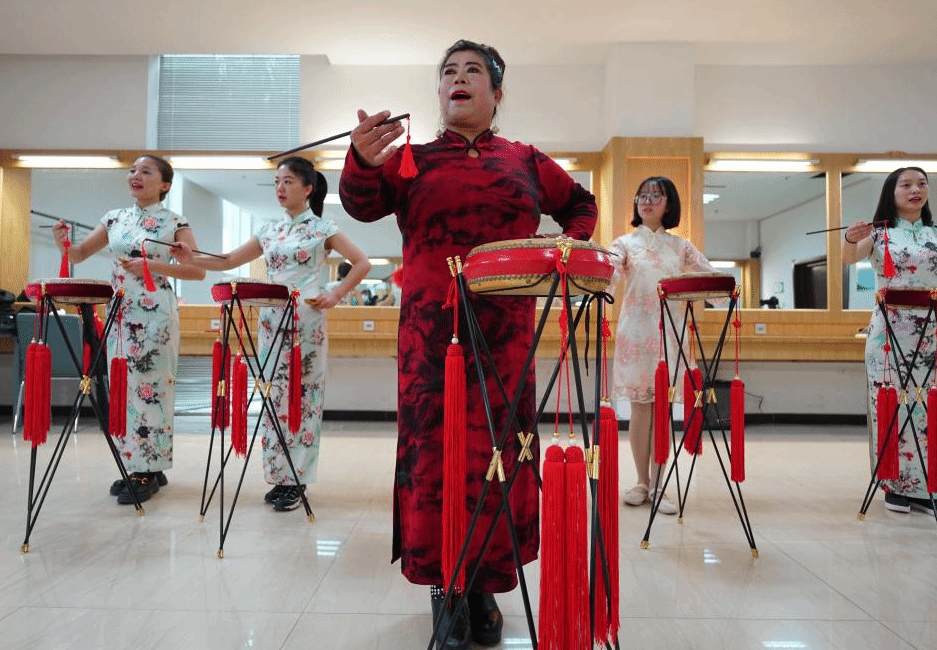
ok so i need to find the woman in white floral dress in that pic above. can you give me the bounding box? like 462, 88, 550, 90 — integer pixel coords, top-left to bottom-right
608, 176, 718, 515
175, 157, 371, 511
843, 166, 935, 516
52, 155, 206, 504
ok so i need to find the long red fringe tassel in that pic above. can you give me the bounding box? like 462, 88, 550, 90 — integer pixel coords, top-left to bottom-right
683, 367, 704, 455
876, 384, 899, 481
288, 344, 302, 433
653, 359, 670, 464
59, 239, 71, 278
288, 292, 302, 434
593, 403, 620, 645
108, 356, 127, 438
564, 446, 589, 650
882, 228, 896, 278
928, 386, 937, 494
23, 339, 51, 447
210, 339, 231, 431
141, 241, 157, 292
441, 339, 467, 594
538, 444, 567, 650
730, 377, 746, 482
231, 355, 248, 457
398, 117, 417, 178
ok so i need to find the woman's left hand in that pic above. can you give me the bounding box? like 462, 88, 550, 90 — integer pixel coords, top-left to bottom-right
307, 290, 340, 310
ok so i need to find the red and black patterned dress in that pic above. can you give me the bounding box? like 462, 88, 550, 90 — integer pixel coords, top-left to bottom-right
340, 129, 597, 592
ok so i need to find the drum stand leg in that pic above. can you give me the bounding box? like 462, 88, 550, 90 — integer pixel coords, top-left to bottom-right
857, 301, 937, 531
429, 276, 620, 650
642, 296, 758, 556
200, 296, 315, 557
21, 296, 140, 554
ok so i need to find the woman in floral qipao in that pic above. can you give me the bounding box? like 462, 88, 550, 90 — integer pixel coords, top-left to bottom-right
843, 166, 936, 516
53, 155, 206, 504
174, 156, 371, 512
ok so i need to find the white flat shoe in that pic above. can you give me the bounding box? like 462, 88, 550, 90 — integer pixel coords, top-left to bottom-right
623, 484, 649, 507
650, 489, 678, 515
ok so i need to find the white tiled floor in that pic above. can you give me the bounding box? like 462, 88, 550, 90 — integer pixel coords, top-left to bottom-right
1, 418, 936, 650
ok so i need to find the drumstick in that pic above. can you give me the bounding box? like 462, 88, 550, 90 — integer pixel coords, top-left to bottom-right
266, 113, 411, 160
805, 221, 887, 235
142, 238, 226, 259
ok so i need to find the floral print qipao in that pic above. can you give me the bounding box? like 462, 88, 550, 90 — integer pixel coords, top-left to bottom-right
255, 209, 338, 485
608, 225, 718, 404
101, 203, 188, 472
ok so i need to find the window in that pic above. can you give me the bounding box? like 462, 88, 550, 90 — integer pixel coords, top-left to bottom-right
157, 55, 300, 151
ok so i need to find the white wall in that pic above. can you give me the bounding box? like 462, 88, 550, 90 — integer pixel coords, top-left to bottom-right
696, 64, 937, 152
0, 56, 148, 149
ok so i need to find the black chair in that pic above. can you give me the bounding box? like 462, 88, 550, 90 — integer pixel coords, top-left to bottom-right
12, 311, 83, 434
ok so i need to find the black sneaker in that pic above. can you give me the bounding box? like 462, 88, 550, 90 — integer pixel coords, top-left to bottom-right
272, 485, 306, 511
117, 472, 161, 505
909, 496, 936, 515
884, 492, 911, 513
264, 485, 289, 504
110, 471, 167, 496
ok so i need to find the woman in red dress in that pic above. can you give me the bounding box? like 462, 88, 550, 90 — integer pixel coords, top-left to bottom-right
340, 40, 597, 649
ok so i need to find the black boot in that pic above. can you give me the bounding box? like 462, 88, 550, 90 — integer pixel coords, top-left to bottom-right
467, 590, 503, 646
430, 586, 471, 650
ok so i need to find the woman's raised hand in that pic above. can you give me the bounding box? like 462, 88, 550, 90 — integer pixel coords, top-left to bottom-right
51, 221, 70, 253
171, 241, 194, 263
350, 109, 406, 168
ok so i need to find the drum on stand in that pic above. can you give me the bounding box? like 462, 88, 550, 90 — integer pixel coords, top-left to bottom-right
203, 277, 313, 557
461, 237, 614, 296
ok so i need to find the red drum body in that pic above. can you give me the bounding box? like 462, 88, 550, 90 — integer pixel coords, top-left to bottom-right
878, 287, 937, 310
462, 238, 614, 296
25, 278, 114, 304
211, 278, 290, 307
658, 273, 736, 301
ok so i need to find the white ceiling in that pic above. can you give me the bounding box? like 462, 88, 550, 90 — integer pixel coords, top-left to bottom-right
1, 1, 935, 67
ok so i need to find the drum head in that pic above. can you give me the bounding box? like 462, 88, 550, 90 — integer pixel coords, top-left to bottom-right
211, 279, 290, 307
658, 273, 736, 301
462, 238, 614, 296
25, 278, 114, 304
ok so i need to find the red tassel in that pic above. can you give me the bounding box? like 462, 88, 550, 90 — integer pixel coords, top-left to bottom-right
593, 404, 619, 645
564, 446, 589, 650
24, 341, 52, 446
928, 387, 937, 494
882, 229, 896, 278
538, 444, 567, 650
398, 118, 417, 178
876, 384, 899, 481
59, 239, 71, 278
141, 241, 157, 292
288, 343, 302, 433
231, 355, 248, 457
23, 341, 38, 443
210, 340, 231, 430
653, 360, 670, 464
683, 367, 704, 455
108, 357, 128, 437
730, 378, 746, 483
441, 340, 467, 593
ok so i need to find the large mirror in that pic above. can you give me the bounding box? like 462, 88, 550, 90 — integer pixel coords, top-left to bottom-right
27, 166, 403, 305
704, 170, 828, 310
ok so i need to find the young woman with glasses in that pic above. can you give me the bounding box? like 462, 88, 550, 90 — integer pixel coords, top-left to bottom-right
607, 176, 719, 515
